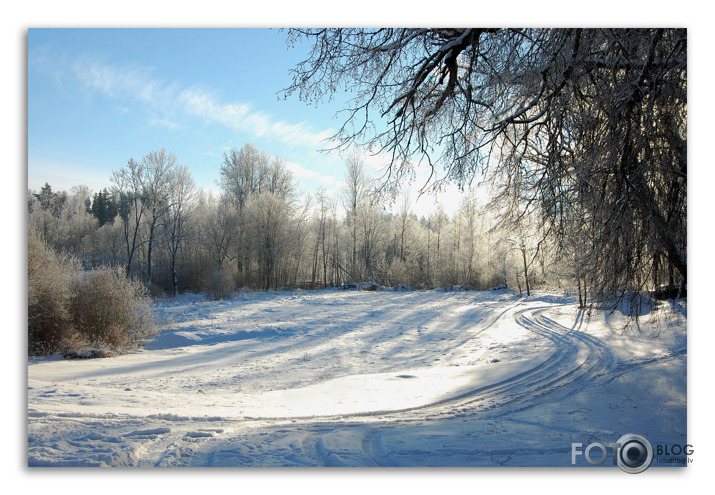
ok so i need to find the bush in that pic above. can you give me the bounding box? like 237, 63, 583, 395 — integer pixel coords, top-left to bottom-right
204, 270, 234, 300
28, 230, 76, 355
28, 229, 156, 356
70, 267, 156, 349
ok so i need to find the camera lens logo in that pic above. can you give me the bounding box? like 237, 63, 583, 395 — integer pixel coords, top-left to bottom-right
571, 433, 654, 473
615, 433, 653, 474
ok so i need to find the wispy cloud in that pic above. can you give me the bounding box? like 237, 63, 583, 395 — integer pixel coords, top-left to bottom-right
31, 48, 334, 150
178, 87, 334, 149
71, 55, 163, 103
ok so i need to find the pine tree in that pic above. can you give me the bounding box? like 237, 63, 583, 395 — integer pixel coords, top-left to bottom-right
90, 189, 118, 227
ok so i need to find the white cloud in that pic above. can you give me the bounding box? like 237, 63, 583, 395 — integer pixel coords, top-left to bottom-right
178, 87, 334, 149
33, 49, 335, 151
179, 87, 251, 125
69, 54, 169, 106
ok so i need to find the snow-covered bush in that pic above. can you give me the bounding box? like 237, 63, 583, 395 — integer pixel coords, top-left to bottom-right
69, 267, 156, 350
204, 270, 234, 300
29, 229, 156, 356
28, 229, 77, 355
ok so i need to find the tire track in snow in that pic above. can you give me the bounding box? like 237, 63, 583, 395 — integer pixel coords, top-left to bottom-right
486, 306, 616, 414
202, 305, 675, 467
264, 304, 618, 466
360, 304, 616, 421
361, 426, 398, 467
348, 305, 618, 465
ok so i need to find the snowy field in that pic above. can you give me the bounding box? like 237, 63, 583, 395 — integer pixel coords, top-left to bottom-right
27, 288, 687, 468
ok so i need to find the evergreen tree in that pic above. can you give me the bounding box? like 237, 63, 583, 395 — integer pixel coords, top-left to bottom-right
90, 189, 118, 227
34, 183, 67, 218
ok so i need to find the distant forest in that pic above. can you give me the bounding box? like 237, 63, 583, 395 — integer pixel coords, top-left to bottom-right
28, 144, 567, 298
29, 140, 685, 309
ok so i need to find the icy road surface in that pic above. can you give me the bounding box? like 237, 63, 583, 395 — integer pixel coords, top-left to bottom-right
27, 289, 687, 467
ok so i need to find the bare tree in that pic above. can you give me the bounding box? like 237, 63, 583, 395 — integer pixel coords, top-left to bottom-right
112, 158, 147, 278
219, 144, 270, 209
163, 165, 196, 297
141, 149, 187, 291
342, 152, 369, 280
111, 148, 191, 290
202, 194, 239, 272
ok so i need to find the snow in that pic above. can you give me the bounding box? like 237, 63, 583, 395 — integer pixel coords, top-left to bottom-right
27, 289, 687, 468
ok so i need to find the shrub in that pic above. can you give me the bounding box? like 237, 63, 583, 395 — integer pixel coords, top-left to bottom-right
28, 229, 156, 356
69, 267, 156, 349
204, 270, 234, 300
28, 229, 77, 355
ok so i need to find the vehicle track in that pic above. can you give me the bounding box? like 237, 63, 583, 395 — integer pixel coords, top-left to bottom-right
155, 303, 621, 466
341, 304, 620, 466
352, 305, 616, 422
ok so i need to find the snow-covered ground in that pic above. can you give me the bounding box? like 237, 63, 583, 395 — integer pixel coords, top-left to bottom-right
27, 289, 687, 468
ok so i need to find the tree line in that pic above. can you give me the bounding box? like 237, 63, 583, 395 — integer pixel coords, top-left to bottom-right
28, 143, 568, 299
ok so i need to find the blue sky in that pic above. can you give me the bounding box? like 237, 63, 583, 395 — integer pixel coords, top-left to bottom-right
28, 29, 355, 200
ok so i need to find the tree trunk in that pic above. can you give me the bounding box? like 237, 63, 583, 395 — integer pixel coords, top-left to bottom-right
522, 247, 530, 296
146, 221, 156, 289
171, 253, 178, 297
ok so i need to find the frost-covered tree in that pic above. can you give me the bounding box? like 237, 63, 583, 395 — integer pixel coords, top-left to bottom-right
283, 28, 687, 300
111, 148, 189, 290
29, 184, 67, 249
28, 184, 96, 260
34, 183, 67, 218
92, 218, 125, 267
220, 144, 295, 207
219, 144, 271, 209
112, 158, 148, 278
219, 144, 297, 285
61, 186, 97, 261
163, 164, 196, 297
309, 188, 330, 288
247, 192, 292, 290
342, 152, 369, 280
457, 190, 480, 288
201, 194, 239, 272
139, 149, 186, 291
